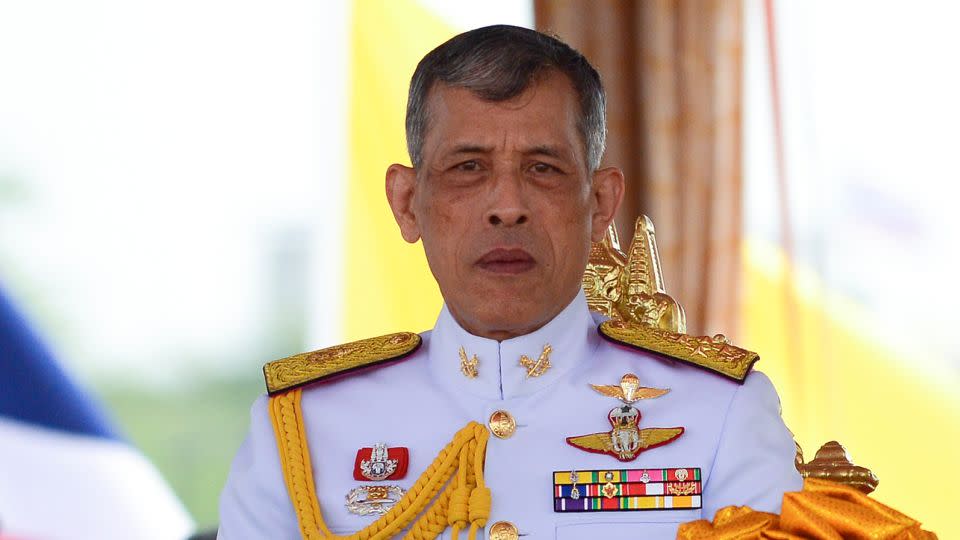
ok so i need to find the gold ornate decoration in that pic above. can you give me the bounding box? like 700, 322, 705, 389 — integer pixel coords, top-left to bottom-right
590, 373, 670, 403
263, 332, 421, 395
796, 440, 879, 494
599, 319, 758, 383
519, 344, 553, 377
585, 217, 757, 383
583, 216, 686, 333
459, 347, 479, 379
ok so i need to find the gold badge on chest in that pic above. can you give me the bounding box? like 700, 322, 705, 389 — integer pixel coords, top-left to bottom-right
566, 373, 684, 462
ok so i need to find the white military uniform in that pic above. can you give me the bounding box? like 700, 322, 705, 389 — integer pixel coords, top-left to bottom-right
219, 291, 802, 539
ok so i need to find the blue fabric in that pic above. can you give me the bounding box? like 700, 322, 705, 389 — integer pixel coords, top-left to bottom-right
0, 285, 120, 440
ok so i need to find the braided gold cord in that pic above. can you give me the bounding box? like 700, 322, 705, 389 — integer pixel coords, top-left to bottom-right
405, 475, 460, 540
270, 389, 328, 539
269, 392, 491, 540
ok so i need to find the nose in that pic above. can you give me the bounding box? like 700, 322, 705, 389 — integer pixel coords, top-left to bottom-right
484, 174, 529, 227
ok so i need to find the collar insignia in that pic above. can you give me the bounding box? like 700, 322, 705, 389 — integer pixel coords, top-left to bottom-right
459, 346, 479, 379
566, 374, 684, 462
519, 344, 553, 377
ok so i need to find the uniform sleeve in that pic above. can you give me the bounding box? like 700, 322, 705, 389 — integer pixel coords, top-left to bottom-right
701, 371, 803, 520
218, 394, 300, 539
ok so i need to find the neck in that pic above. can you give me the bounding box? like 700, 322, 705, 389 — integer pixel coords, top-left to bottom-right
445, 290, 580, 342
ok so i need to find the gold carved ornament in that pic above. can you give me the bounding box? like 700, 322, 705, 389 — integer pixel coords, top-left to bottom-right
795, 440, 879, 494
583, 215, 686, 333
585, 216, 756, 382
584, 216, 878, 491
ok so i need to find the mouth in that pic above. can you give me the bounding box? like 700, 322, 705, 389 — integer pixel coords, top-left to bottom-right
476, 248, 537, 275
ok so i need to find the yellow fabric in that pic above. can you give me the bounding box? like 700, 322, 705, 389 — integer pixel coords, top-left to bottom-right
344, 0, 454, 341
677, 478, 938, 539
268, 390, 491, 540
743, 240, 960, 538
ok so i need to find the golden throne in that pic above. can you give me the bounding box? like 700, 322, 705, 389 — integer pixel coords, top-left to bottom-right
583, 216, 879, 494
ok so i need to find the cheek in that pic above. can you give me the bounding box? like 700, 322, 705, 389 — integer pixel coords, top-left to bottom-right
550, 186, 594, 229
416, 192, 469, 270
543, 193, 593, 265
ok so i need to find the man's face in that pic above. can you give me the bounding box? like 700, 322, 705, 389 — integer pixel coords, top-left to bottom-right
387, 71, 622, 340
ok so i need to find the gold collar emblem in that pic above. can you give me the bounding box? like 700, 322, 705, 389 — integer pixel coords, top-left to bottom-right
519, 344, 553, 377
459, 347, 479, 379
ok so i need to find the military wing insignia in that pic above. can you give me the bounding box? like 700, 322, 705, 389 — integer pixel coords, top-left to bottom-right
589, 373, 669, 403
566, 405, 684, 462
567, 373, 683, 462
639, 427, 684, 448
566, 432, 615, 454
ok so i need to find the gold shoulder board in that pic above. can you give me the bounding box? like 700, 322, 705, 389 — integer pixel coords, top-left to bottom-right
263, 332, 422, 395
598, 320, 758, 383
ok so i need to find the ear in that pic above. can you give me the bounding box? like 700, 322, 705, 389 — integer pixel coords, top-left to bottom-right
589, 166, 625, 242
385, 163, 422, 243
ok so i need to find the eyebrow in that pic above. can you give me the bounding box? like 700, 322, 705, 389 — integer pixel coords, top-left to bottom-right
526, 145, 566, 160
448, 144, 492, 155
445, 144, 569, 159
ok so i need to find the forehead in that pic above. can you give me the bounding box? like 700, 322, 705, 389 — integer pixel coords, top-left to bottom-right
421, 72, 584, 163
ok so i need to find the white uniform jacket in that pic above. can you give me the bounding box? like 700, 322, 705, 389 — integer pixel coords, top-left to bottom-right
219, 291, 802, 539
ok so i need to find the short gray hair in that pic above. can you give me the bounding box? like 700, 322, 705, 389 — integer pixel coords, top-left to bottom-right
406, 25, 607, 172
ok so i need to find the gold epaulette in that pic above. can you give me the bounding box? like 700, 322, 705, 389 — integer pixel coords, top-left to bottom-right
598, 320, 758, 383
263, 332, 422, 395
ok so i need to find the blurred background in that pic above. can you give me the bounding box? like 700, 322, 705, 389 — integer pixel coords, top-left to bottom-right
0, 0, 957, 538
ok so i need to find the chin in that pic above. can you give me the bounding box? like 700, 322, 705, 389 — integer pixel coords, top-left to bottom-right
474, 295, 545, 327
474, 311, 541, 336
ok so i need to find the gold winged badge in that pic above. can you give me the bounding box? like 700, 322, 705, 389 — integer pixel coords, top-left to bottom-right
566, 374, 684, 462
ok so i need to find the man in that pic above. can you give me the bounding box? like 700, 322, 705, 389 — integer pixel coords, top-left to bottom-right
219, 25, 801, 539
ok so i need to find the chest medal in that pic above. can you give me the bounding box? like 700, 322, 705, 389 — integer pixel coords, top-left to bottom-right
566, 373, 683, 462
